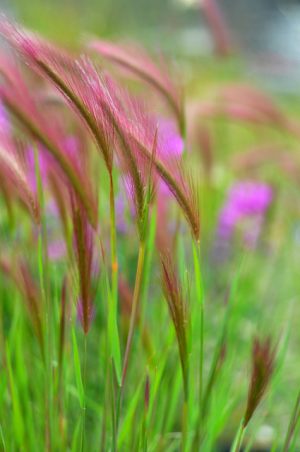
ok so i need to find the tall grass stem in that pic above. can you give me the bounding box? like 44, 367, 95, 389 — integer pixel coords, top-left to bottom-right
230, 421, 245, 452
283, 387, 300, 451
121, 240, 146, 387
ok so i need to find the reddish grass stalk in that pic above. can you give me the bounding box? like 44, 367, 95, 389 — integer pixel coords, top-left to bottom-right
160, 251, 189, 451
232, 144, 300, 184
0, 140, 40, 223
58, 277, 67, 374
47, 173, 72, 257
161, 253, 188, 400
244, 337, 275, 427
126, 129, 200, 240
0, 21, 113, 171
121, 240, 146, 387
196, 83, 298, 136
119, 132, 157, 390
201, 0, 232, 57
88, 39, 185, 133
28, 57, 113, 172
0, 178, 14, 226
283, 388, 300, 452
0, 22, 124, 335
71, 195, 94, 335
1, 94, 97, 227
0, 20, 199, 240
96, 78, 199, 239
231, 337, 276, 452
154, 155, 199, 240
0, 257, 44, 355
56, 277, 68, 448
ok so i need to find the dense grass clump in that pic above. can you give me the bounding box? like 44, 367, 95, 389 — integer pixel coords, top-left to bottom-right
0, 17, 299, 452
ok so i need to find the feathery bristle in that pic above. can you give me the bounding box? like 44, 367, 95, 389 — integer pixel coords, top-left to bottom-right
108, 89, 200, 239
71, 194, 96, 334
0, 53, 97, 227
0, 18, 200, 238
161, 252, 188, 398
244, 337, 276, 427
130, 117, 200, 239
0, 256, 44, 352
0, 102, 40, 222
196, 83, 292, 131
88, 39, 185, 133
201, 0, 232, 56
232, 145, 300, 183
0, 19, 114, 173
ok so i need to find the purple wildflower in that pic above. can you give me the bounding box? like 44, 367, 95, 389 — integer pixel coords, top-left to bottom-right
47, 239, 66, 261
158, 118, 184, 158
115, 175, 137, 234
157, 118, 184, 197
26, 145, 49, 194
115, 190, 128, 234
0, 102, 10, 133
216, 181, 272, 252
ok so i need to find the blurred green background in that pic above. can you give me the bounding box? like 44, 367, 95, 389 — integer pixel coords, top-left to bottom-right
3, 0, 204, 47
2, 1, 300, 449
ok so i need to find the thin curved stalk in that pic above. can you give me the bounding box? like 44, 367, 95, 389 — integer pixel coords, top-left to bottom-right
35, 59, 112, 171
37, 58, 196, 239
109, 173, 121, 383
109, 173, 118, 306
230, 421, 246, 452
4, 98, 97, 228
34, 147, 53, 450
130, 136, 199, 240
121, 240, 146, 387
81, 336, 87, 451
89, 40, 185, 134
283, 388, 300, 452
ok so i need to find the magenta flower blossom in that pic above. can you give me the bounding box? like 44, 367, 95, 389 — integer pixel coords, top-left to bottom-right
115, 190, 129, 234
217, 181, 273, 249
26, 145, 48, 194
27, 136, 81, 194
157, 118, 184, 197
47, 239, 66, 261
158, 118, 184, 159
0, 102, 10, 133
